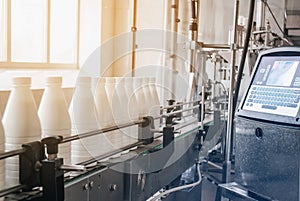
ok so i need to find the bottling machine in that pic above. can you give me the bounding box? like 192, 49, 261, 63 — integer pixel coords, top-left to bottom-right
1, 0, 299, 200
220, 47, 300, 201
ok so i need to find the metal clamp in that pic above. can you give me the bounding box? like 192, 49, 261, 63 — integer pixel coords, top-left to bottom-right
41, 136, 64, 201
20, 141, 45, 189
138, 116, 155, 145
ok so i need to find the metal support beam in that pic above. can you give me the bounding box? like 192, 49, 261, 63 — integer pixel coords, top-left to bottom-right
224, 0, 240, 183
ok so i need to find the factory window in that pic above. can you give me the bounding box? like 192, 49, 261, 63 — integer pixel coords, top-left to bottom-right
0, 0, 6, 62
0, 0, 79, 69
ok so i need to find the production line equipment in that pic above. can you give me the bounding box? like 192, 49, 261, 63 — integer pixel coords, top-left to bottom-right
219, 47, 300, 201
0, 98, 225, 201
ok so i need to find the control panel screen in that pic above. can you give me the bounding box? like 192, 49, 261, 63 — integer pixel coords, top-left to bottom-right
243, 56, 300, 117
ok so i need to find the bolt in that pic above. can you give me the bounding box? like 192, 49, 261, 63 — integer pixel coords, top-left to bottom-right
83, 183, 89, 190
110, 184, 117, 191
89, 181, 94, 189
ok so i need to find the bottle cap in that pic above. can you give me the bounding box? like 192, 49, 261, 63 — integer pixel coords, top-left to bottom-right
12, 77, 31, 86
46, 76, 62, 85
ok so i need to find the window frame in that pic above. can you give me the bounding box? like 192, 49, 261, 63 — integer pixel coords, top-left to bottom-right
0, 0, 81, 69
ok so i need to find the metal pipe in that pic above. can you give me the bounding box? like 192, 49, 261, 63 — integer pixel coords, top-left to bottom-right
0, 148, 26, 161
202, 44, 231, 49
256, 0, 266, 31
78, 141, 144, 166
233, 0, 256, 121
162, 105, 199, 117
201, 86, 205, 129
131, 0, 138, 77
153, 104, 201, 120
61, 120, 144, 144
224, 0, 240, 183
161, 99, 200, 110
200, 52, 206, 129
170, 0, 179, 99
0, 185, 26, 198
63, 100, 201, 144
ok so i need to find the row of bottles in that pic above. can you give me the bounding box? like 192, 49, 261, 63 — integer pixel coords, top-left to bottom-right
1, 76, 161, 187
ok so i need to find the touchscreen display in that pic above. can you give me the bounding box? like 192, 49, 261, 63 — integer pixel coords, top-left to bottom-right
243, 56, 300, 117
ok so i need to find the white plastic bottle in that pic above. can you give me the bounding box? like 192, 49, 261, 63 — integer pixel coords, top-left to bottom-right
69, 77, 100, 164
149, 77, 160, 106
133, 77, 147, 118
105, 77, 123, 156
125, 77, 139, 148
125, 77, 139, 122
149, 77, 161, 128
38, 77, 71, 164
94, 77, 114, 156
115, 77, 137, 150
3, 77, 41, 187
142, 77, 153, 114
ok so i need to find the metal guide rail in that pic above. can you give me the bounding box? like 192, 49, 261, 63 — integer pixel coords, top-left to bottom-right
0, 99, 211, 201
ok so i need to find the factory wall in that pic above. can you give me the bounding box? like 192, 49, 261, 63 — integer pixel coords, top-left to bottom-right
0, 0, 288, 114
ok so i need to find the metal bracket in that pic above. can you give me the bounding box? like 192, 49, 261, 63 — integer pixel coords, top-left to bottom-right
138, 116, 154, 145
41, 136, 64, 201
20, 141, 45, 189
163, 126, 175, 149
41, 158, 64, 201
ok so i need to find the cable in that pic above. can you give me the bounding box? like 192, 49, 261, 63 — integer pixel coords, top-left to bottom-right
147, 162, 202, 201
232, 0, 255, 115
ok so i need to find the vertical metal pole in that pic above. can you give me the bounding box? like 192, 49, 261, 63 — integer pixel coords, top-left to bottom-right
212, 54, 217, 110
170, 0, 179, 99
189, 0, 198, 73
188, 0, 200, 102
131, 0, 138, 77
256, 0, 266, 31
224, 0, 239, 183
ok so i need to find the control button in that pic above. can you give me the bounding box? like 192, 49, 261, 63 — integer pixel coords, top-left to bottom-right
262, 105, 277, 110
293, 90, 300, 94
248, 99, 253, 102
287, 103, 297, 108
252, 87, 257, 90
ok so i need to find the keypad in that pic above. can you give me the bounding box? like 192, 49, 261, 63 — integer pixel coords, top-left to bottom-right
246, 86, 300, 110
